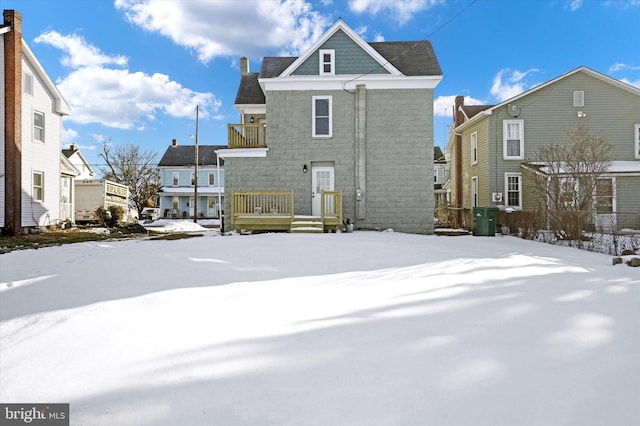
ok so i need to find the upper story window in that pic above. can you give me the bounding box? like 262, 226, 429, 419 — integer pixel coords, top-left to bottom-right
503, 119, 524, 159
190, 172, 196, 186
573, 90, 584, 107
208, 172, 216, 186
34, 111, 45, 142
312, 96, 332, 137
470, 131, 478, 165
172, 172, 179, 187
319, 49, 335, 75
23, 73, 33, 95
635, 124, 640, 159
33, 171, 44, 201
505, 173, 522, 208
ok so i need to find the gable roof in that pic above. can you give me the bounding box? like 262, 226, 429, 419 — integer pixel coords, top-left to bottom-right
158, 145, 226, 167
236, 21, 442, 106
22, 40, 71, 115
455, 66, 640, 132
280, 20, 402, 77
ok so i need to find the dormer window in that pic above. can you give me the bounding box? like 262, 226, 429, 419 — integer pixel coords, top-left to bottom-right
319, 49, 335, 75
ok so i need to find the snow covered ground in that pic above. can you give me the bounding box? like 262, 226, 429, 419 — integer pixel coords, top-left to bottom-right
1, 230, 639, 426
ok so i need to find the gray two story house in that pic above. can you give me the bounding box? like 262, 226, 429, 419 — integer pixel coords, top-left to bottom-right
447, 66, 640, 231
219, 20, 442, 233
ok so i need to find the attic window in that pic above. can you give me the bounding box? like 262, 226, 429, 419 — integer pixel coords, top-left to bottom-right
573, 91, 584, 107
23, 73, 33, 95
319, 49, 335, 75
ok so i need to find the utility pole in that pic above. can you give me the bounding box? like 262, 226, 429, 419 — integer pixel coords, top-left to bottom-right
194, 105, 199, 223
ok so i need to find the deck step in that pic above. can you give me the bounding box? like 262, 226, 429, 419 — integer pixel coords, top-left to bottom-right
290, 216, 324, 233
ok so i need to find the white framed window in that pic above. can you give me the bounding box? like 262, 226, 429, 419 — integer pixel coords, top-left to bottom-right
312, 96, 332, 137
172, 172, 179, 187
470, 131, 478, 165
208, 172, 215, 186
573, 90, 584, 107
635, 124, 640, 159
34, 111, 45, 142
471, 176, 478, 207
319, 49, 335, 75
23, 73, 33, 95
505, 173, 522, 208
595, 178, 615, 213
33, 171, 44, 201
559, 178, 577, 207
503, 120, 524, 159
190, 172, 196, 186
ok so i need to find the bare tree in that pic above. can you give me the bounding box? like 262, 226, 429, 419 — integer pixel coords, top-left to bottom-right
98, 141, 161, 216
524, 125, 611, 240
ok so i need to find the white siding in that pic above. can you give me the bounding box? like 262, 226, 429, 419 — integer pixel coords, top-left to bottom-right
20, 56, 64, 226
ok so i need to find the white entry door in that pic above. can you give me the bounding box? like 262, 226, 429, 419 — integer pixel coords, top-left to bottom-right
312, 166, 334, 216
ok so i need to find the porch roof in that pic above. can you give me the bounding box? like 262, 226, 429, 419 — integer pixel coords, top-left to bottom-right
158, 187, 223, 196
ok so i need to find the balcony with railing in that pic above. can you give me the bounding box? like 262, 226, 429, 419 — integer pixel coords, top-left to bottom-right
228, 124, 267, 148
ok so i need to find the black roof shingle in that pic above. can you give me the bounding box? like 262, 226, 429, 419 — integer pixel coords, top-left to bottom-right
158, 145, 226, 167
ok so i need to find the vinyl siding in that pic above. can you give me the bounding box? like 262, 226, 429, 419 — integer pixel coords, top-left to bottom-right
21, 56, 63, 227
293, 30, 389, 76
460, 119, 491, 208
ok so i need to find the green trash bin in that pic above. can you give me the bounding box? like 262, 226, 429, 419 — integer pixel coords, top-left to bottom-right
473, 206, 499, 236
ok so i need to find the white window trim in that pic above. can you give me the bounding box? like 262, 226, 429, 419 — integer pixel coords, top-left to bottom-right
34, 110, 45, 143
503, 119, 524, 160
172, 171, 179, 187
312, 96, 332, 138
319, 49, 335, 76
471, 176, 478, 208
208, 172, 215, 186
595, 177, 616, 214
190, 172, 196, 187
470, 131, 478, 165
504, 172, 522, 209
33, 171, 44, 202
635, 124, 640, 159
573, 90, 584, 107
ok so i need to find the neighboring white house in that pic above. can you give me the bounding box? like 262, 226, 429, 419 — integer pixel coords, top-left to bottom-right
1, 10, 71, 233
62, 144, 96, 180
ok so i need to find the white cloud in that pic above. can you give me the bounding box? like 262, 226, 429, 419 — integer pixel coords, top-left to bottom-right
433, 95, 484, 117
620, 77, 640, 89
34, 31, 127, 68
61, 127, 79, 145
35, 31, 219, 129
349, 0, 444, 25
114, 0, 332, 61
568, 0, 583, 11
490, 68, 540, 102
609, 62, 640, 73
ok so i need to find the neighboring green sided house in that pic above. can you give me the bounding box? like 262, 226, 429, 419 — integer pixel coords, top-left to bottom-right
447, 66, 640, 231
219, 20, 443, 234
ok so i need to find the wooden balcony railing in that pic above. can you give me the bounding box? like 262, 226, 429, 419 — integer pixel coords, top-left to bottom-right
228, 124, 267, 148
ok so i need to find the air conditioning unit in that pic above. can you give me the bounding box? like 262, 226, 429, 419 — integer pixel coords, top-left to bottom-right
492, 192, 503, 202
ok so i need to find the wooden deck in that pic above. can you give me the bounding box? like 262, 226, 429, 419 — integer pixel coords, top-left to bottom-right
231, 190, 342, 233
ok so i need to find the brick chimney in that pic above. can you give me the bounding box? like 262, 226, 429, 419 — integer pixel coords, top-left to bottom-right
4, 10, 23, 235
240, 56, 249, 75
172, 138, 178, 147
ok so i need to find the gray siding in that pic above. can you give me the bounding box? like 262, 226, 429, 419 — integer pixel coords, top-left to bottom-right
224, 87, 435, 234
293, 30, 389, 76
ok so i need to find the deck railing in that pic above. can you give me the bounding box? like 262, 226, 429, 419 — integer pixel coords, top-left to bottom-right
228, 124, 267, 148
320, 191, 343, 226
232, 191, 294, 216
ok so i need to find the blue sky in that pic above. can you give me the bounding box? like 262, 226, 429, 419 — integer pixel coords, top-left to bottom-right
4, 0, 639, 169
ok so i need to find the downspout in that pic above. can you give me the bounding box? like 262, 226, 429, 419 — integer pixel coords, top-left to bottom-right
355, 84, 367, 221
